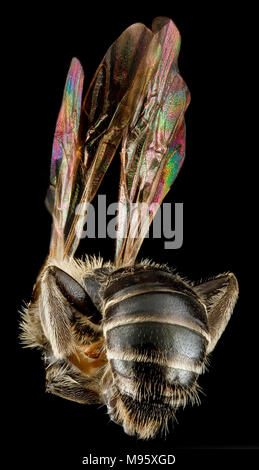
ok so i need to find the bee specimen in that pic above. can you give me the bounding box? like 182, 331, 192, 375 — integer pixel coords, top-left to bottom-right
21, 17, 238, 439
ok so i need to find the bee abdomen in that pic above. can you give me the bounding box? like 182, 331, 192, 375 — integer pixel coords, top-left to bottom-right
104, 290, 209, 355
111, 359, 199, 404
106, 321, 207, 393
103, 271, 209, 408
106, 320, 207, 361
104, 293, 209, 394
104, 290, 209, 339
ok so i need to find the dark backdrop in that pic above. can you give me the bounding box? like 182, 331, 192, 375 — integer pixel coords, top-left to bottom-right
8, 2, 256, 468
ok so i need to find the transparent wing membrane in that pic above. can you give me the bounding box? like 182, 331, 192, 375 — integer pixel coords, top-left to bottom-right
115, 18, 190, 265
46, 17, 190, 265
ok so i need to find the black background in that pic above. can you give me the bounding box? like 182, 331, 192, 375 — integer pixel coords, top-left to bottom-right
8, 2, 257, 468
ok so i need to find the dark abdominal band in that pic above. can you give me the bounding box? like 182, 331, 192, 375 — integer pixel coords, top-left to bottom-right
104, 291, 209, 402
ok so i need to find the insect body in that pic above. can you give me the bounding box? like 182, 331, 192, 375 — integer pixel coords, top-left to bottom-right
21, 17, 238, 439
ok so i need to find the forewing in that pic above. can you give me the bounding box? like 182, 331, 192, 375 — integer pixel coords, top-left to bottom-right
115, 18, 190, 266
62, 24, 160, 257
80, 22, 154, 199
46, 26, 156, 260
45, 21, 178, 262
46, 58, 84, 261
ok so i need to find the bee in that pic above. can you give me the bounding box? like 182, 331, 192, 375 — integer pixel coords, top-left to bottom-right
20, 17, 238, 440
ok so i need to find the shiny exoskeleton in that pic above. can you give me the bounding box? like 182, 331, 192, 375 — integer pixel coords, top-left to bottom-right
102, 267, 209, 436
22, 260, 237, 439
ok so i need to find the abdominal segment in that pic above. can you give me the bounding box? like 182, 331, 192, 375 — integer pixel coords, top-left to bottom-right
102, 279, 209, 438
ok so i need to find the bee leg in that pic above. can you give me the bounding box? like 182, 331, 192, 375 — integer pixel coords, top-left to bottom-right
45, 361, 102, 404
194, 273, 239, 353
39, 266, 101, 359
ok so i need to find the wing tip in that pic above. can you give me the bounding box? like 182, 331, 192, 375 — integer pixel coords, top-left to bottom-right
69, 57, 84, 78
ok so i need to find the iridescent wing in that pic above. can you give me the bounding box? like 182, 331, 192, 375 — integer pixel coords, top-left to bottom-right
46, 58, 84, 261
63, 23, 157, 257
46, 24, 159, 261
115, 17, 191, 266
